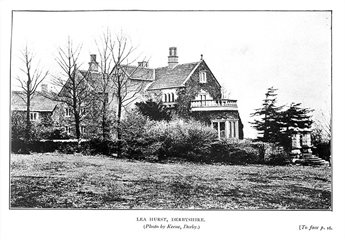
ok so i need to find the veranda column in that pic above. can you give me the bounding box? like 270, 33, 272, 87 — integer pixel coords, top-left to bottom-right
225, 121, 230, 139
230, 121, 234, 138
234, 120, 239, 139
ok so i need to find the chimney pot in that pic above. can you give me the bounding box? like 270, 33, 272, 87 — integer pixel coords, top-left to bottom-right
168, 47, 178, 68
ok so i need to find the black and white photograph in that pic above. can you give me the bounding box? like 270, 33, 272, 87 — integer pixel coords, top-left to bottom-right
1, 1, 345, 239
9, 9, 332, 210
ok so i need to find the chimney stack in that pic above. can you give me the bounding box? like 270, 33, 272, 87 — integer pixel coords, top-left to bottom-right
168, 47, 178, 68
89, 54, 98, 72
138, 61, 149, 68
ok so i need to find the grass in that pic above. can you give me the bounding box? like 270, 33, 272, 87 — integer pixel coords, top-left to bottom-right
10, 153, 331, 210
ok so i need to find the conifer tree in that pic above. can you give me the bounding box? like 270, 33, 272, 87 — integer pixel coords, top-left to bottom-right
135, 99, 171, 121
250, 87, 284, 143
279, 102, 313, 150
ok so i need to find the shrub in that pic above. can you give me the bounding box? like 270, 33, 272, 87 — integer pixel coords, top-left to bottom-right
208, 140, 291, 165
81, 138, 117, 155
11, 138, 118, 156
209, 140, 260, 165
265, 147, 291, 165
120, 110, 152, 159
313, 142, 331, 161
144, 119, 218, 161
120, 115, 218, 162
36, 126, 70, 140
11, 112, 26, 141
11, 139, 30, 154
250, 141, 276, 162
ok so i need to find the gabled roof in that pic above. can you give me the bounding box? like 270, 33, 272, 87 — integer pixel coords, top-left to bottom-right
79, 67, 154, 94
11, 91, 57, 112
80, 66, 154, 81
147, 61, 200, 90
65, 59, 209, 92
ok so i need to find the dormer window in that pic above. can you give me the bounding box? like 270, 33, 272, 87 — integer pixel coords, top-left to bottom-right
199, 71, 207, 83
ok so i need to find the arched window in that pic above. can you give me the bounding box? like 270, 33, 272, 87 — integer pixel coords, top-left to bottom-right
164, 94, 167, 102
168, 93, 171, 102
171, 93, 175, 102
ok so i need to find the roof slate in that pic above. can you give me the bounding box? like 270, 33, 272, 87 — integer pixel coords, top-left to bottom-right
123, 65, 154, 80
11, 91, 57, 112
147, 62, 200, 90
75, 60, 201, 92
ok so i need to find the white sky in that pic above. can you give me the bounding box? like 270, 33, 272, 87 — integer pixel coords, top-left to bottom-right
11, 11, 331, 138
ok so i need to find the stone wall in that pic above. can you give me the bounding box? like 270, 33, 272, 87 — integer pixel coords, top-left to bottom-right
176, 61, 222, 118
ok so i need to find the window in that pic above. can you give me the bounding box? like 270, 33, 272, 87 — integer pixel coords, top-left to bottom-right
65, 108, 72, 117
163, 92, 176, 103
220, 122, 226, 138
30, 112, 38, 121
200, 94, 207, 106
80, 126, 86, 134
199, 71, 207, 83
65, 126, 71, 134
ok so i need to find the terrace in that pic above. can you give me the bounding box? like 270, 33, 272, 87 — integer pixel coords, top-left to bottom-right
190, 99, 238, 111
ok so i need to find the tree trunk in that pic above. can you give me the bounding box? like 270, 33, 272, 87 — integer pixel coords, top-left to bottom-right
116, 97, 122, 157
26, 86, 31, 141
116, 72, 123, 157
74, 112, 81, 150
102, 99, 107, 140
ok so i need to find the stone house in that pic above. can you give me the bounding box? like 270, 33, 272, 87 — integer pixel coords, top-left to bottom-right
11, 88, 57, 125
12, 47, 244, 140
79, 47, 243, 139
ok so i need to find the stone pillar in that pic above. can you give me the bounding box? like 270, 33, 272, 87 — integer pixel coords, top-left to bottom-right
291, 133, 301, 160
291, 133, 301, 149
234, 120, 239, 139
225, 121, 230, 139
302, 133, 312, 148
301, 132, 312, 153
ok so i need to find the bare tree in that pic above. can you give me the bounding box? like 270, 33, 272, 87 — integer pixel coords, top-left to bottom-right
48, 38, 93, 144
93, 32, 147, 152
314, 112, 331, 142
110, 34, 148, 156
92, 31, 116, 140
16, 46, 48, 140
221, 87, 231, 99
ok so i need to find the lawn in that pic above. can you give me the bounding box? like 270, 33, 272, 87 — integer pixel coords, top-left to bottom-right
10, 153, 331, 210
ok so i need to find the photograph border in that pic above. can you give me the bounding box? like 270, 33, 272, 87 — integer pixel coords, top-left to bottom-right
8, 9, 333, 212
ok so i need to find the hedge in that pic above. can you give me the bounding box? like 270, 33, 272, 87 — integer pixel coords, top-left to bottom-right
11, 138, 117, 156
